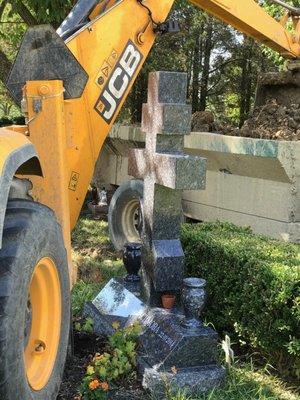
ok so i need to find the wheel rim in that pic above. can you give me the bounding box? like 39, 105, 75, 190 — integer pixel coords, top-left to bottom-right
121, 199, 142, 243
24, 257, 61, 391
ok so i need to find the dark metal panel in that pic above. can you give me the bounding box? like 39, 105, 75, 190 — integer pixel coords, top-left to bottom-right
0, 144, 38, 249
6, 25, 88, 105
57, 0, 99, 38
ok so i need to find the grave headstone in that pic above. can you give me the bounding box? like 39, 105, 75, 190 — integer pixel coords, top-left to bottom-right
85, 71, 225, 398
84, 278, 223, 396
128, 71, 207, 305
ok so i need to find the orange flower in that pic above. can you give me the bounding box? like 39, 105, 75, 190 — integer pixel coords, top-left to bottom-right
171, 366, 178, 375
112, 321, 120, 330
100, 381, 109, 392
89, 379, 100, 390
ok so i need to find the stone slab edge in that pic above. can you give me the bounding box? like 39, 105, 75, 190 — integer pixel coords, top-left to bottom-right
109, 124, 300, 160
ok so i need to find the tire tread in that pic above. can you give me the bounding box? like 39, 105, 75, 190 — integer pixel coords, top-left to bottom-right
0, 200, 70, 400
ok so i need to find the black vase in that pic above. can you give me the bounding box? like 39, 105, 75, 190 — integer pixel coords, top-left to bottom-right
123, 243, 142, 282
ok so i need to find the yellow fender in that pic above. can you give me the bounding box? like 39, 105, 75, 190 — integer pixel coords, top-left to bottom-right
0, 127, 42, 249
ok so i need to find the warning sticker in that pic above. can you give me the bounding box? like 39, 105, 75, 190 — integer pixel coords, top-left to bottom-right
101, 61, 110, 77
108, 49, 118, 66
95, 49, 119, 88
69, 171, 80, 191
95, 101, 105, 114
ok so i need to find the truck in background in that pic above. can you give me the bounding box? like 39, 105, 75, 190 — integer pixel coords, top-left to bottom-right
94, 124, 300, 249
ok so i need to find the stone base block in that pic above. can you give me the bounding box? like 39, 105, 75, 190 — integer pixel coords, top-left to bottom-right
152, 239, 185, 292
137, 308, 219, 371
142, 364, 226, 398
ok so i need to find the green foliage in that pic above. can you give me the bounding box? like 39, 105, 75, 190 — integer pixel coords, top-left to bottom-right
80, 322, 142, 400
25, 0, 73, 24
71, 218, 298, 399
71, 217, 125, 316
71, 280, 102, 317
72, 218, 112, 251
223, 93, 240, 125
74, 317, 94, 335
181, 222, 300, 378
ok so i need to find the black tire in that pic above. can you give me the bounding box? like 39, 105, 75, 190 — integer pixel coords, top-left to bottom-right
108, 180, 144, 250
0, 199, 70, 400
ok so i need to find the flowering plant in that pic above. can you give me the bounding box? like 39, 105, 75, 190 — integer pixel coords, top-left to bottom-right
79, 322, 141, 399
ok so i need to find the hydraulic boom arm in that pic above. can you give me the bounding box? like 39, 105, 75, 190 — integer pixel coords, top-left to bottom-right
190, 0, 300, 58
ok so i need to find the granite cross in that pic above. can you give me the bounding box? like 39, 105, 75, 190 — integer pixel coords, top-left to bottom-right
129, 71, 207, 304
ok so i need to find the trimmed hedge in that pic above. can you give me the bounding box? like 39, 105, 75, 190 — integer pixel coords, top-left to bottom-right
181, 222, 300, 377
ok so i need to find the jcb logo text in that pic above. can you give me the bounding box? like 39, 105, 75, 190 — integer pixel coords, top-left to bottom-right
95, 40, 142, 123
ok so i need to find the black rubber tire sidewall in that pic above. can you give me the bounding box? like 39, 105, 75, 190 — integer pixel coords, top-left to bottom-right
108, 180, 144, 250
0, 200, 70, 400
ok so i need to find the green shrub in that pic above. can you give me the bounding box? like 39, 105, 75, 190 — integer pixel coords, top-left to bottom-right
0, 116, 25, 127
181, 222, 300, 377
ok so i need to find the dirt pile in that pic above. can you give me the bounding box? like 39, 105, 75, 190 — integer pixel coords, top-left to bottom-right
192, 69, 300, 141
192, 111, 215, 132
231, 69, 300, 141
192, 101, 300, 141
232, 99, 300, 141
191, 111, 236, 136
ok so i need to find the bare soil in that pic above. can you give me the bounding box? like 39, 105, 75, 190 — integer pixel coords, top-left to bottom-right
192, 111, 216, 132
230, 100, 300, 141
192, 70, 300, 141
192, 101, 300, 141
57, 324, 146, 400
58, 330, 105, 400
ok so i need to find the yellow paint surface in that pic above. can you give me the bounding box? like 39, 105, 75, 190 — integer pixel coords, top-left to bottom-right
0, 128, 32, 176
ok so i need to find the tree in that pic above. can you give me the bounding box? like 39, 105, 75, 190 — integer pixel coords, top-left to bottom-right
10, 1, 38, 26
0, 50, 11, 83
198, 17, 213, 111
24, 0, 73, 25
238, 37, 254, 127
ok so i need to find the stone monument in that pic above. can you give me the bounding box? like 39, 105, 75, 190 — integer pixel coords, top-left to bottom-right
129, 71, 206, 305
84, 71, 225, 397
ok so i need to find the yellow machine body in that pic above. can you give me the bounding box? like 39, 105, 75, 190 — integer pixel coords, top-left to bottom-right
0, 128, 31, 176
1, 0, 300, 280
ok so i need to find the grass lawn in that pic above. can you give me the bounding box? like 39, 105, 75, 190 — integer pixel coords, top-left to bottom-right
165, 366, 299, 400
71, 217, 299, 400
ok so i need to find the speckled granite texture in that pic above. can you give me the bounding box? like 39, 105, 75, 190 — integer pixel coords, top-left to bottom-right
142, 365, 226, 398
87, 72, 224, 398
128, 71, 206, 301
